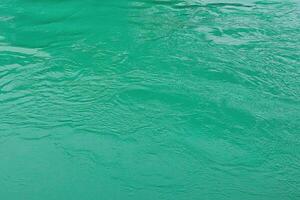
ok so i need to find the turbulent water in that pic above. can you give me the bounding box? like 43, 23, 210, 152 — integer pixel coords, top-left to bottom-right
0, 0, 300, 199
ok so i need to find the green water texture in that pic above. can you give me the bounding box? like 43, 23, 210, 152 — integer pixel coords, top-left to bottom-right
0, 0, 300, 199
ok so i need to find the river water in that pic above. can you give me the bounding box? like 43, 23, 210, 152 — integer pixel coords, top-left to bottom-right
0, 0, 299, 199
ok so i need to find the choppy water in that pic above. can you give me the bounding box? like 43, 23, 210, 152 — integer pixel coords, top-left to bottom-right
0, 0, 300, 199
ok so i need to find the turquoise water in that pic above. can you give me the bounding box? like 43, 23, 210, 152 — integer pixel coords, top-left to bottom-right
0, 0, 300, 199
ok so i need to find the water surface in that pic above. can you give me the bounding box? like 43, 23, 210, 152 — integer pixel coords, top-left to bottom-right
0, 0, 300, 199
